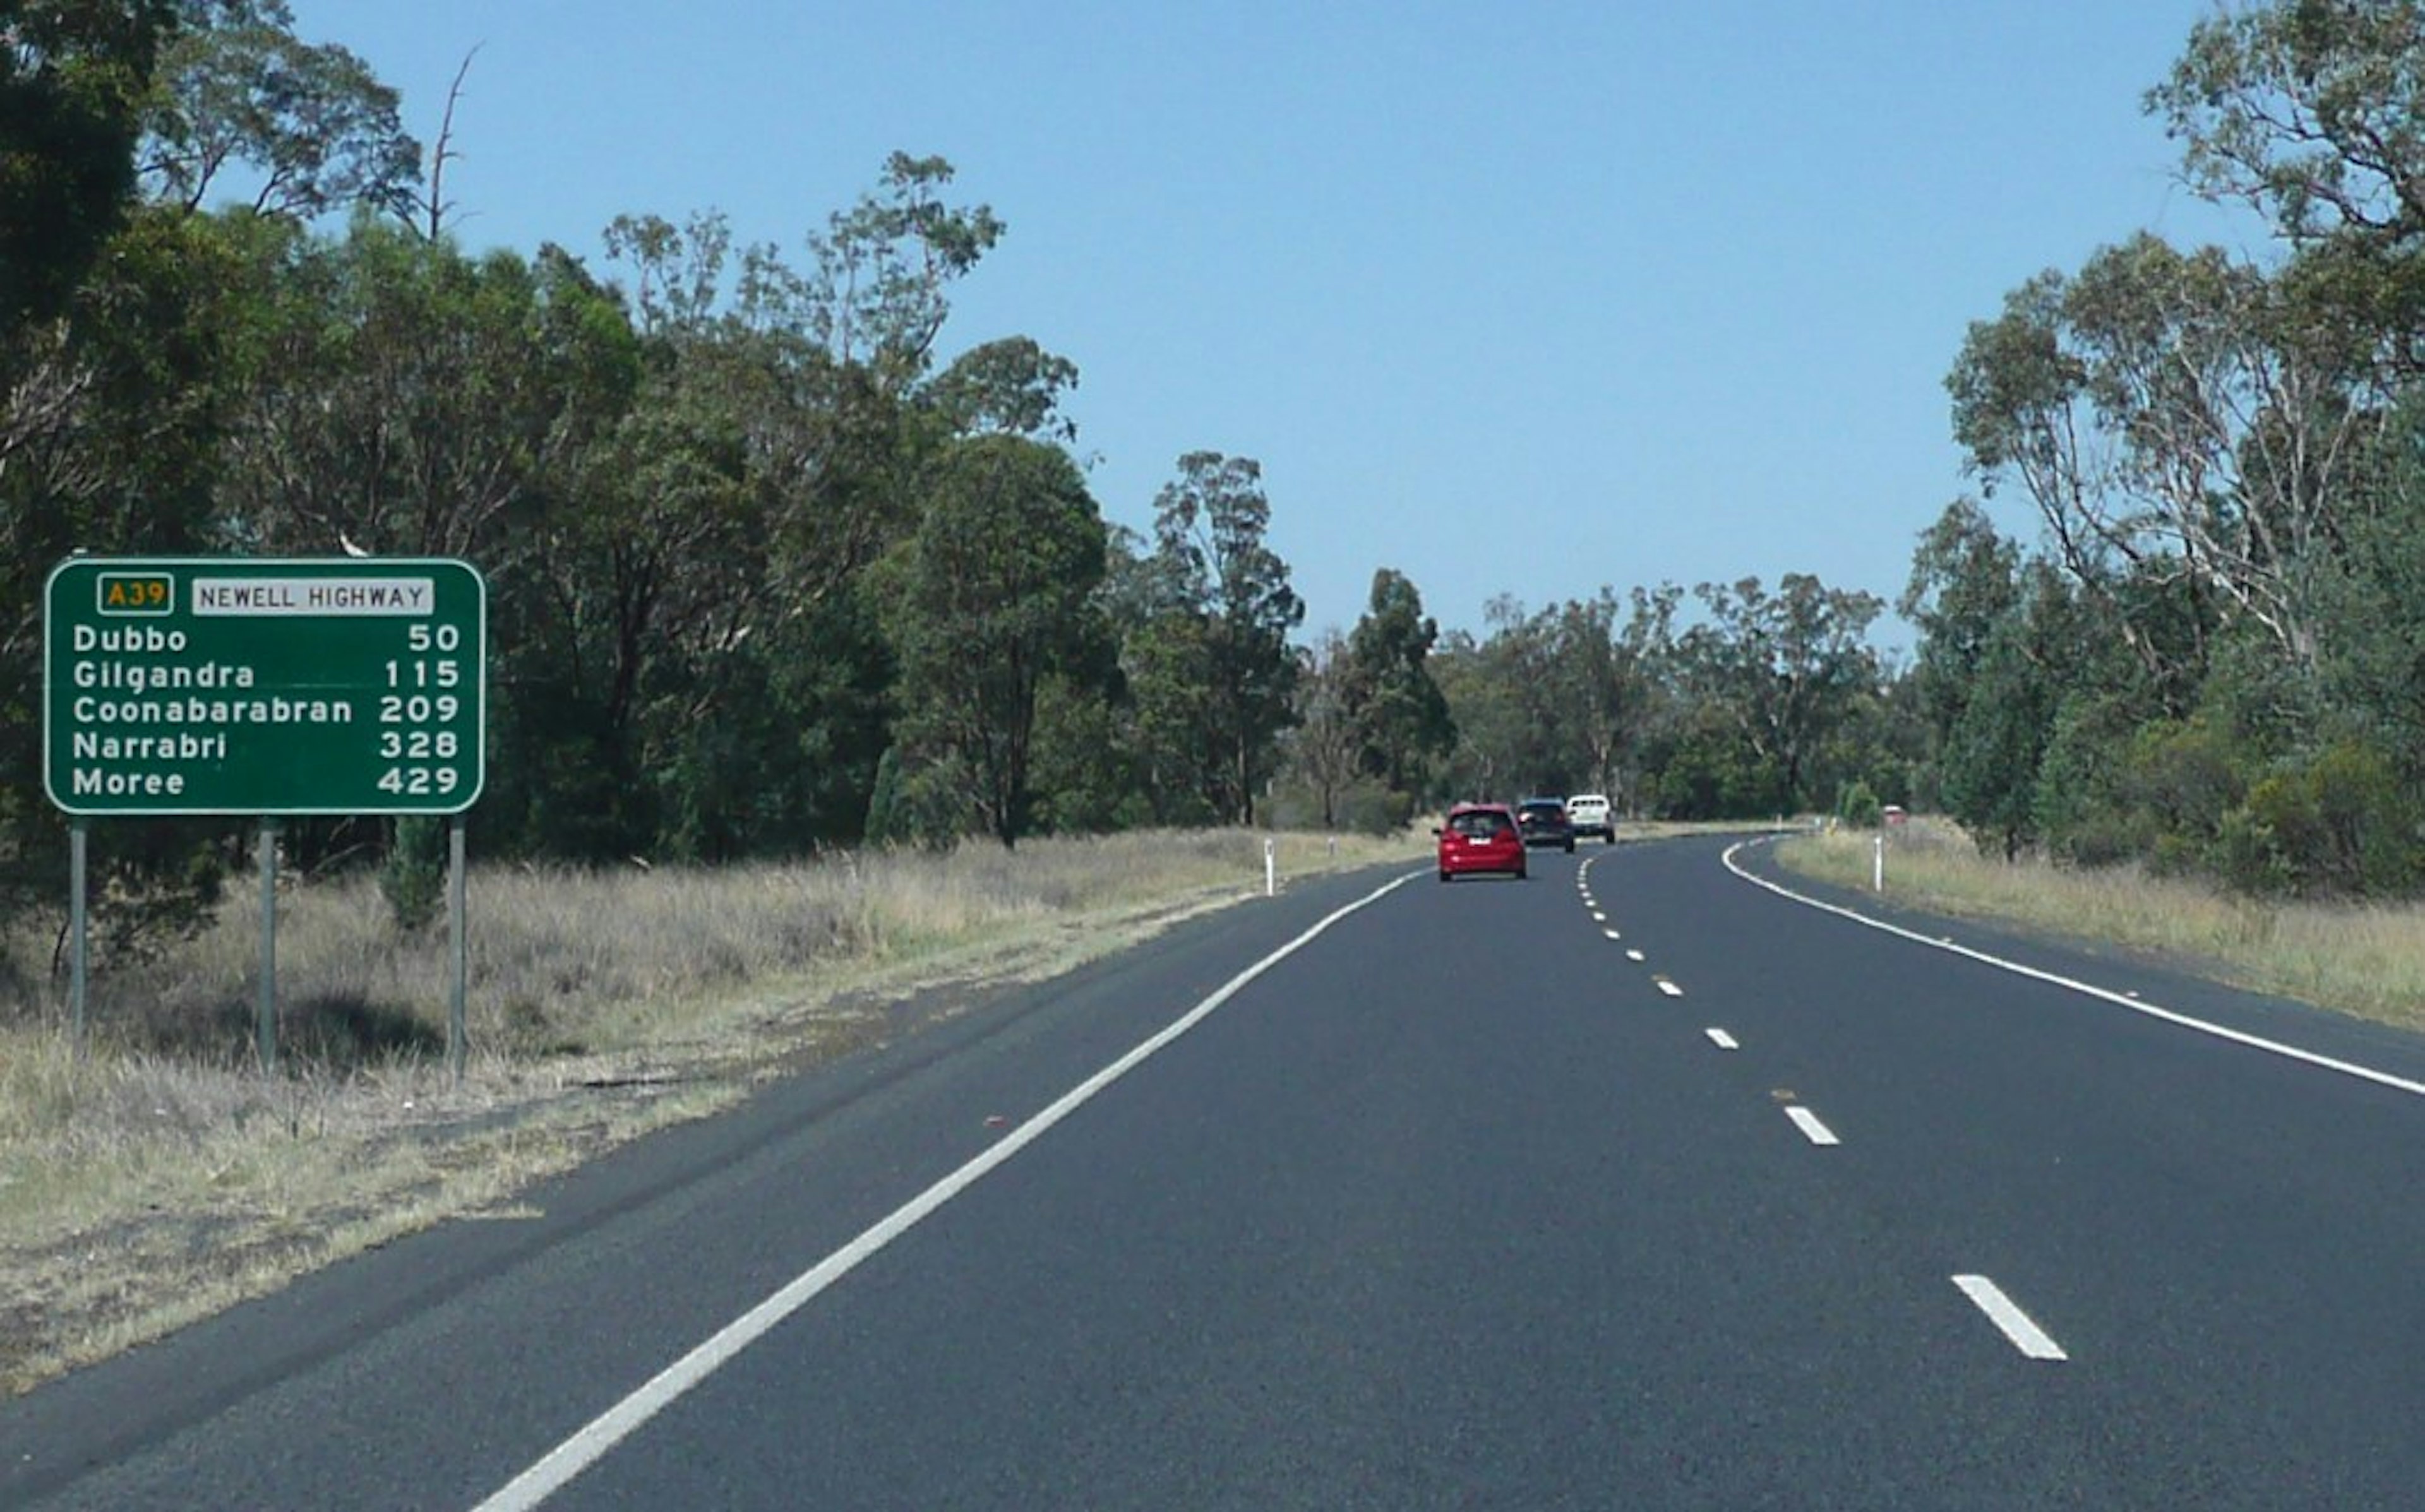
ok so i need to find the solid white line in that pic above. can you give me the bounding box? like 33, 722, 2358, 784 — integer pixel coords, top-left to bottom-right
471, 871, 1422, 1512
1953, 1274, 2069, 1360
1706, 1028, 1740, 1051
1723, 842, 2425, 1102
1783, 1105, 1840, 1145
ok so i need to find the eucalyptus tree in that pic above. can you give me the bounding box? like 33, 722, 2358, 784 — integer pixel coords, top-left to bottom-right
1674, 574, 1884, 814
877, 435, 1110, 848
1900, 499, 2023, 767
1340, 568, 1454, 801
1533, 590, 1648, 806
1286, 628, 1367, 831
136, 0, 419, 222
1138, 452, 1304, 824
2150, 0, 2425, 256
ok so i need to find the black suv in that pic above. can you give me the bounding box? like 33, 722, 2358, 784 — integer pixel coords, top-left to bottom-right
1516, 798, 1574, 852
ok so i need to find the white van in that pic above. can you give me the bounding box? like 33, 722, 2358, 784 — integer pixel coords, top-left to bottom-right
1566, 793, 1613, 842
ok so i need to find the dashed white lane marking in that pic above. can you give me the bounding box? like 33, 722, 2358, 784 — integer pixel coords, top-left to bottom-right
1625, 949, 1646, 963
1591, 910, 1607, 923
1706, 1028, 1740, 1051
1655, 978, 1684, 997
1783, 1105, 1840, 1145
469, 872, 1423, 1511
1953, 1275, 2069, 1360
1603, 929, 1622, 941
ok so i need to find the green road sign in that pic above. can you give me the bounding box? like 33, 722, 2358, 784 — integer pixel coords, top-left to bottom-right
44, 556, 486, 816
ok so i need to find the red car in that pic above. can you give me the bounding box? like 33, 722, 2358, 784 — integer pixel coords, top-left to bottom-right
1435, 801, 1528, 881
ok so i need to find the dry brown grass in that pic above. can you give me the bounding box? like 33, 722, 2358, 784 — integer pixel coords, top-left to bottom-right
0, 826, 1426, 1395
1776, 819, 2425, 1034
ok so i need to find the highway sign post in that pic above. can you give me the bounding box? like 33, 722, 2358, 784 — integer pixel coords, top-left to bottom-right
45, 557, 487, 1073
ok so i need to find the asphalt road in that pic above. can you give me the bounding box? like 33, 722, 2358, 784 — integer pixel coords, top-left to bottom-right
11, 835, 2425, 1509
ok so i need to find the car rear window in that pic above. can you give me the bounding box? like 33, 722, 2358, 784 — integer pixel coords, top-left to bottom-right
1450, 811, 1511, 838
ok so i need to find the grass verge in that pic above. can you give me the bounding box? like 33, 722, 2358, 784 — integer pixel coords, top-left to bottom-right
0, 827, 1425, 1396
1775, 820, 2425, 1035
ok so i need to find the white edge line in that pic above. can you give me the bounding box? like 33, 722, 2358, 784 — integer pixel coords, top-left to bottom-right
1706, 1028, 1740, 1051
1953, 1274, 2068, 1360
472, 869, 1423, 1512
1723, 841, 2425, 1101
1783, 1105, 1840, 1146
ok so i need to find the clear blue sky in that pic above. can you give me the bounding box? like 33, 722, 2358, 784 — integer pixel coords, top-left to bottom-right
285, 1, 2263, 653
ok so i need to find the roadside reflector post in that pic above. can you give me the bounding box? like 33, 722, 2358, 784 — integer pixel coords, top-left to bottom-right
1874, 833, 1885, 893
1264, 837, 1277, 898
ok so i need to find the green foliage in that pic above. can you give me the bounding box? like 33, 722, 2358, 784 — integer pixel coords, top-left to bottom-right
379, 814, 446, 932
1937, 614, 2055, 861
879, 434, 1110, 848
2111, 716, 2251, 878
1341, 569, 1455, 798
2032, 693, 2146, 869
1026, 673, 1149, 836
0, 0, 177, 330
2225, 742, 2422, 899
1836, 780, 1883, 829
138, 0, 421, 221
863, 746, 969, 849
2148, 0, 2425, 249
1901, 2, 2425, 899
1645, 706, 1790, 821
1674, 574, 1884, 813
1264, 776, 1410, 836
1137, 453, 1303, 824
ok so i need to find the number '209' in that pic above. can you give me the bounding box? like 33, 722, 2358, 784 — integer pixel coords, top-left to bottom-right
379, 694, 461, 723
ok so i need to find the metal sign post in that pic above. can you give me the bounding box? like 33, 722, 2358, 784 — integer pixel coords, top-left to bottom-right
68, 821, 88, 1055
258, 822, 278, 1073
449, 814, 468, 1086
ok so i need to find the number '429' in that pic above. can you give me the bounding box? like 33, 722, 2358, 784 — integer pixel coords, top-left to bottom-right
376, 767, 460, 795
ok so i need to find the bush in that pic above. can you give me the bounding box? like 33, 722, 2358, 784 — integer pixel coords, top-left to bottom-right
2229, 741, 2422, 898
1836, 780, 1883, 829
1263, 778, 1413, 836
379, 816, 449, 932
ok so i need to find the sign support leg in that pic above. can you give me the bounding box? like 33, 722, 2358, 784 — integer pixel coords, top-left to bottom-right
69, 820, 88, 1056
448, 814, 467, 1088
257, 821, 278, 1074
